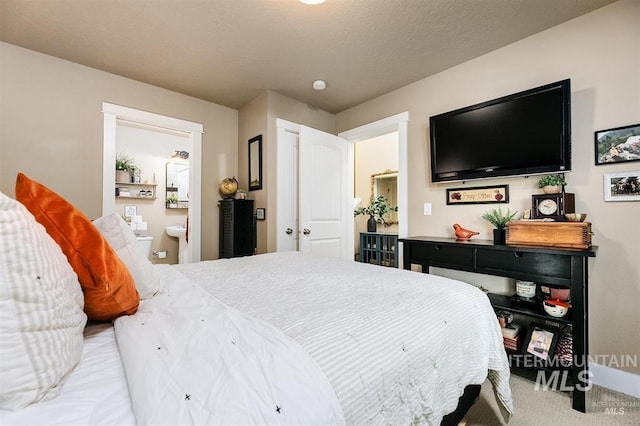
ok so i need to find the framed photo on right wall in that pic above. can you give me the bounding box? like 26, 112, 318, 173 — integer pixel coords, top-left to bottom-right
594, 123, 640, 165
604, 171, 640, 202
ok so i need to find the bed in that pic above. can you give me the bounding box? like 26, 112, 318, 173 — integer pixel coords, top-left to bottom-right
1, 175, 513, 425
173, 252, 514, 424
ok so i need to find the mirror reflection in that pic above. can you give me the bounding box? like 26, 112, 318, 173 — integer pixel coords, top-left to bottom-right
371, 170, 398, 224
166, 162, 189, 209
249, 135, 262, 191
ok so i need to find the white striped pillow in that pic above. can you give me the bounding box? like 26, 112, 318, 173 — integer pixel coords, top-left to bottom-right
93, 213, 158, 299
0, 192, 87, 410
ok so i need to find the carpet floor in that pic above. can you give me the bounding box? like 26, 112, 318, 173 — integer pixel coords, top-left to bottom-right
463, 374, 640, 425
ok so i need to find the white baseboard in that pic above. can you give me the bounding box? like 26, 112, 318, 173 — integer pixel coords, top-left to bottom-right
590, 363, 640, 399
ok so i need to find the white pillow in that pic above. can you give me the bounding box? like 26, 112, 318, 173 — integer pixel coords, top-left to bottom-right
93, 213, 158, 299
0, 192, 87, 410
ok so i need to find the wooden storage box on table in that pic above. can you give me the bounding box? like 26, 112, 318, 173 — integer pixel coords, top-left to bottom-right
506, 221, 592, 249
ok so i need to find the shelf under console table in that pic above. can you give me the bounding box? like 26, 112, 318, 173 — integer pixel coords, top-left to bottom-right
399, 236, 596, 413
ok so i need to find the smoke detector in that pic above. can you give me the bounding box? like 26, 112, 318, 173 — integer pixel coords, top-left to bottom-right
313, 80, 327, 90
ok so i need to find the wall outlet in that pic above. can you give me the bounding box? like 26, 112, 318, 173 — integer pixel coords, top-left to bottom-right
423, 203, 432, 215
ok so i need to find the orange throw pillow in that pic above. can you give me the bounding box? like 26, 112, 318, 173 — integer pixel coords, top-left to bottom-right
15, 173, 139, 321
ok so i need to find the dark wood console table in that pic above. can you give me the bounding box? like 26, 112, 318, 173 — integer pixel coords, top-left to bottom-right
400, 236, 596, 412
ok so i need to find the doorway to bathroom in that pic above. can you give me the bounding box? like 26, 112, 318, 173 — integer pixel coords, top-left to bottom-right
102, 103, 203, 263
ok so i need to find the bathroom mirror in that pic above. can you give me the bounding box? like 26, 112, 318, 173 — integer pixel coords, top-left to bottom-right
166, 162, 189, 209
371, 170, 398, 224
248, 135, 262, 191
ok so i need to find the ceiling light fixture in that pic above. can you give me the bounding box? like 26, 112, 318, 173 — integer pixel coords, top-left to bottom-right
300, 0, 326, 5
313, 80, 327, 90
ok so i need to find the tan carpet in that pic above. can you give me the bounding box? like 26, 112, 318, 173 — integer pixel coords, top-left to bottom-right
463, 374, 640, 425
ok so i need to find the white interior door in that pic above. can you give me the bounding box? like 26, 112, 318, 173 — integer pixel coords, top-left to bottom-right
298, 125, 350, 259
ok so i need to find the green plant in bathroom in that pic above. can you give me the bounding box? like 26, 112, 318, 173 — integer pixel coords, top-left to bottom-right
166, 194, 178, 207
115, 152, 136, 183
115, 152, 135, 171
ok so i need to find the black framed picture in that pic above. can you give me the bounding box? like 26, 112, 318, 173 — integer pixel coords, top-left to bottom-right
522, 323, 560, 363
594, 123, 640, 165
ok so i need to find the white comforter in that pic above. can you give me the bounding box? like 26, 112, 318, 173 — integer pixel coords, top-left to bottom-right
114, 264, 345, 425
176, 252, 513, 425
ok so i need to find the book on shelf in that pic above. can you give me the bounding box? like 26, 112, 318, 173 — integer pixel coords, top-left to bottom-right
503, 335, 521, 351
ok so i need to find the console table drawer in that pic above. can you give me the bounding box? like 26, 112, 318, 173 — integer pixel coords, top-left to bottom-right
410, 244, 473, 267
476, 249, 571, 279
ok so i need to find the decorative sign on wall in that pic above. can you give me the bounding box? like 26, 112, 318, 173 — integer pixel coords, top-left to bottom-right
446, 184, 509, 205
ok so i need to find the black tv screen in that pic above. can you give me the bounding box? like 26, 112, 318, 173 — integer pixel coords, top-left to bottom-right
429, 79, 571, 182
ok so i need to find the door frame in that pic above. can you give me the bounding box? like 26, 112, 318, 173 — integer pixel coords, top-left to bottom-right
338, 112, 409, 262
275, 119, 300, 252
102, 102, 204, 262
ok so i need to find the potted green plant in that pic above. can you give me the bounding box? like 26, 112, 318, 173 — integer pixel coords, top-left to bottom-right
354, 195, 398, 232
538, 174, 566, 194
116, 152, 135, 183
166, 194, 178, 208
482, 206, 518, 244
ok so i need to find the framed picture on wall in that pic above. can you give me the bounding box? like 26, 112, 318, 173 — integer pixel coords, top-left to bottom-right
594, 123, 640, 165
124, 205, 137, 218
603, 171, 640, 202
446, 184, 509, 205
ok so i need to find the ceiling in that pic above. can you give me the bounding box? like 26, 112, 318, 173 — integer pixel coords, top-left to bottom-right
0, 0, 616, 114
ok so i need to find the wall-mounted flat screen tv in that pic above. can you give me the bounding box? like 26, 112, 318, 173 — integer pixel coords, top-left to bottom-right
429, 79, 571, 183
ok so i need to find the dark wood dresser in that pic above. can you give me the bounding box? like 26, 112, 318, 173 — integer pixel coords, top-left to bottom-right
218, 199, 255, 258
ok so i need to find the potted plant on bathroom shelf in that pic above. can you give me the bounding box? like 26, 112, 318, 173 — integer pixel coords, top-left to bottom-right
115, 153, 135, 183
166, 194, 178, 208
354, 195, 398, 233
538, 174, 566, 194
481, 206, 518, 244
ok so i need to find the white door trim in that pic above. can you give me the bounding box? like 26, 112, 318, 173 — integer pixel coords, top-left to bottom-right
276, 118, 300, 133
339, 112, 409, 261
102, 102, 204, 262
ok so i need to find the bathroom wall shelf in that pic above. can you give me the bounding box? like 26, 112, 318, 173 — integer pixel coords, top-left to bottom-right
116, 183, 157, 199
116, 195, 157, 199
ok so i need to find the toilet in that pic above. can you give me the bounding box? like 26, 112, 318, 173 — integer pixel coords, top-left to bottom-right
135, 236, 154, 260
